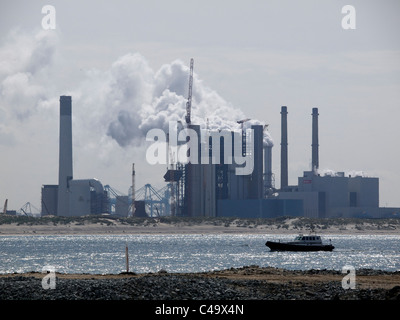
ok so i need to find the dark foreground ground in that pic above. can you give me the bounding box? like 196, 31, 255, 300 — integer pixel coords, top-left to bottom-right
1, 266, 400, 300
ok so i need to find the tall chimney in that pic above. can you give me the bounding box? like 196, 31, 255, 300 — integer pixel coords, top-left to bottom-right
250, 125, 264, 199
312, 107, 319, 172
57, 96, 73, 216
280, 106, 288, 189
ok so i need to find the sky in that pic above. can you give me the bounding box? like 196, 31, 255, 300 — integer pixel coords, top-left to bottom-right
0, 0, 399, 212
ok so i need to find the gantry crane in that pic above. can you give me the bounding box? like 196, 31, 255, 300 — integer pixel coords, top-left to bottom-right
185, 58, 194, 125
19, 202, 40, 216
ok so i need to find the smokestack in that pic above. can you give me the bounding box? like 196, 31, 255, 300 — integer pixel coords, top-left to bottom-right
250, 125, 263, 199
312, 107, 319, 172
280, 106, 288, 189
57, 96, 73, 216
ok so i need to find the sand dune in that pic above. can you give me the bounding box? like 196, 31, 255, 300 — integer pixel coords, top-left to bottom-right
0, 216, 399, 235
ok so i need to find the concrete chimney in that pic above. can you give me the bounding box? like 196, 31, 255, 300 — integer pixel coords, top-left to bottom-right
312, 107, 319, 172
280, 106, 288, 189
250, 125, 264, 199
57, 96, 73, 216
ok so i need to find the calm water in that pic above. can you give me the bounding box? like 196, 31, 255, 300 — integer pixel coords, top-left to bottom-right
0, 234, 399, 274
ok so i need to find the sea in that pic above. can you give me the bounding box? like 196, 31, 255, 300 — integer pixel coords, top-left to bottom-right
1, 234, 399, 274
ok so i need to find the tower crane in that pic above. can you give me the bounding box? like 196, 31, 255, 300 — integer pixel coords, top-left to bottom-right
185, 58, 194, 125
237, 118, 251, 129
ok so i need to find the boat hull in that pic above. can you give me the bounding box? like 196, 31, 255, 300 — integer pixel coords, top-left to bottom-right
266, 241, 334, 252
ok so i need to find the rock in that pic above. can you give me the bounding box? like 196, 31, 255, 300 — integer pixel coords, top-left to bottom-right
386, 286, 400, 300
0, 268, 396, 300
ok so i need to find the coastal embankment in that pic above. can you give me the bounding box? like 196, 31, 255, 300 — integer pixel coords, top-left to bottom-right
0, 215, 399, 235
1, 266, 400, 300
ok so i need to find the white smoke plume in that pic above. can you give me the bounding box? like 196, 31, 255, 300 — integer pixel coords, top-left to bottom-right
0, 29, 58, 123
107, 54, 273, 146
316, 168, 369, 178
0, 29, 273, 153
75, 52, 274, 148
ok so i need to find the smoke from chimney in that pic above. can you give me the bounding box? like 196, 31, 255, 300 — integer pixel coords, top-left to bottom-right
74, 54, 274, 149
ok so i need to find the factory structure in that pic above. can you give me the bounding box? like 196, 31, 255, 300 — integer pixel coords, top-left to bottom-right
41, 96, 109, 216
276, 107, 391, 219
40, 60, 399, 218
163, 103, 398, 219
158, 60, 398, 219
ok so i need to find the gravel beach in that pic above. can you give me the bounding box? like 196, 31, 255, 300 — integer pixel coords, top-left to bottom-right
1, 266, 400, 300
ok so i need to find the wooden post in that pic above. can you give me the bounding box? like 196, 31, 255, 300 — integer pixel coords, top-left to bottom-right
125, 243, 129, 273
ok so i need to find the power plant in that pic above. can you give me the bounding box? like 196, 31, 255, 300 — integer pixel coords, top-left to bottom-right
41, 96, 108, 216
39, 61, 399, 218
276, 106, 392, 218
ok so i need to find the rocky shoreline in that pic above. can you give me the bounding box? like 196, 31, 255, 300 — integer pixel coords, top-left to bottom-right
1, 266, 400, 300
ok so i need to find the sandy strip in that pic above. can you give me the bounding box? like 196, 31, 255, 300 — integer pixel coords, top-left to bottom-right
0, 221, 399, 235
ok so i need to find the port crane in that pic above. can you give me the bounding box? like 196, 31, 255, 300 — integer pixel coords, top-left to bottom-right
19, 202, 40, 216
185, 58, 194, 125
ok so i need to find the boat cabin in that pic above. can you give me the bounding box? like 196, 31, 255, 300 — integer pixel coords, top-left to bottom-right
294, 235, 322, 243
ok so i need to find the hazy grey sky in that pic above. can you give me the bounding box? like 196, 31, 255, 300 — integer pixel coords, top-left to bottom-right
1, 0, 399, 211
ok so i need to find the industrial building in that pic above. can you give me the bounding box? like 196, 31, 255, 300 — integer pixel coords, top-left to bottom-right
41, 97, 163, 217
276, 106, 398, 218
40, 63, 399, 218
41, 96, 109, 216
161, 60, 302, 218
162, 122, 303, 218
161, 68, 399, 218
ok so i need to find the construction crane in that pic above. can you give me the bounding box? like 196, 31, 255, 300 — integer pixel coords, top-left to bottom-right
185, 58, 194, 125
237, 118, 251, 129
2, 199, 7, 215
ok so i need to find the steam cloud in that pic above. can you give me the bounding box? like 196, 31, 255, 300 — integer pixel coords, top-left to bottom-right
0, 29, 273, 152
97, 53, 274, 148
0, 29, 58, 122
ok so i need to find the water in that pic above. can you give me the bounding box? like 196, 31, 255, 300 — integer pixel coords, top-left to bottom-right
1, 234, 399, 274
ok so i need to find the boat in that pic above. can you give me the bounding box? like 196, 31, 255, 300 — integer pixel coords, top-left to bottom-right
265, 234, 334, 252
